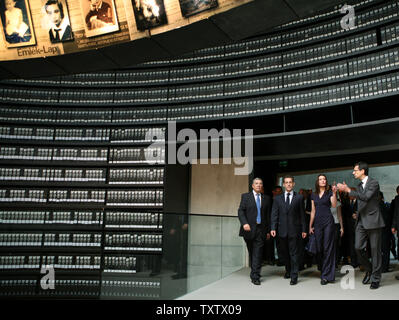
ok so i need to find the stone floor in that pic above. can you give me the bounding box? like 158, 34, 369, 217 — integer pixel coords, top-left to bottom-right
178, 261, 399, 300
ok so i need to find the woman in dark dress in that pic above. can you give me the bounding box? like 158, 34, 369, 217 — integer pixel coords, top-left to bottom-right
309, 174, 337, 285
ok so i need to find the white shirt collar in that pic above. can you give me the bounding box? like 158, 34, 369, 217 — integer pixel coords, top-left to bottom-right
362, 176, 368, 187
285, 191, 293, 196
51, 18, 69, 39
253, 190, 261, 197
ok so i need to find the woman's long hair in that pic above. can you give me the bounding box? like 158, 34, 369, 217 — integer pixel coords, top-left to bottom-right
315, 174, 331, 195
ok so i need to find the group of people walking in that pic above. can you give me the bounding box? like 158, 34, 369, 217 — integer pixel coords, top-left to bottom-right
238, 161, 399, 289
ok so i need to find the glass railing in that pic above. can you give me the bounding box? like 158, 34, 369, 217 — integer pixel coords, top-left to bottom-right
99, 212, 245, 300
101, 213, 245, 299
0, 212, 244, 299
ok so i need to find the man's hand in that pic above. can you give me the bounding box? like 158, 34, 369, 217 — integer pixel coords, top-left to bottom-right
270, 230, 276, 237
243, 224, 251, 232
393, 228, 397, 234
302, 232, 307, 239
352, 213, 357, 220
337, 182, 351, 193
266, 233, 270, 240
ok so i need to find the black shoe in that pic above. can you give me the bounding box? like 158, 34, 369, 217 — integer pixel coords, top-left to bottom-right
299, 265, 305, 271
290, 279, 298, 285
370, 282, 379, 289
362, 272, 371, 285
251, 279, 261, 285
395, 275, 399, 281
306, 263, 312, 269
276, 261, 284, 266
321, 279, 328, 285
284, 272, 290, 279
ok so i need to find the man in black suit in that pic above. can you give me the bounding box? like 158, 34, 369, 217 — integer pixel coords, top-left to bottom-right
338, 162, 385, 289
270, 175, 306, 285
391, 185, 399, 280
346, 189, 359, 268
238, 178, 271, 285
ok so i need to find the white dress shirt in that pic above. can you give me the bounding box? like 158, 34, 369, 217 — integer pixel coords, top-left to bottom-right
253, 190, 261, 206
361, 176, 369, 190
50, 18, 69, 41
284, 191, 293, 204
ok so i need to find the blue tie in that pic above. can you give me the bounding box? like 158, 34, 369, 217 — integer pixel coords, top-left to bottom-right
256, 193, 261, 224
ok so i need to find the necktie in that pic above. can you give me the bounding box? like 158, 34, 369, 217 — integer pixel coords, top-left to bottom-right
54, 29, 61, 41
286, 192, 290, 205
256, 193, 261, 224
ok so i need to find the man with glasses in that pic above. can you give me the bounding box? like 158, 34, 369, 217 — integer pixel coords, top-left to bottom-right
338, 162, 385, 289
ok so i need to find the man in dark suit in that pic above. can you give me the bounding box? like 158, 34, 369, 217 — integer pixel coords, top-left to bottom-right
338, 161, 385, 289
346, 189, 359, 268
238, 178, 271, 285
270, 175, 306, 285
391, 185, 399, 280
379, 192, 393, 273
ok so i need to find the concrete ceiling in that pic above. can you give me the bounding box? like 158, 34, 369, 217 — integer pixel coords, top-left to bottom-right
0, 0, 349, 79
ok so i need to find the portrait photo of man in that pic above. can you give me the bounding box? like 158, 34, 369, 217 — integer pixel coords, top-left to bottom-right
44, 0, 73, 43
80, 0, 119, 37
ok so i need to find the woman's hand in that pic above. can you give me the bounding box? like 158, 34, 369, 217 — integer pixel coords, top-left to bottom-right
309, 227, 314, 235
340, 228, 344, 237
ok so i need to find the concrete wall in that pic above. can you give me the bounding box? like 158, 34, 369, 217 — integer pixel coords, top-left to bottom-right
189, 159, 249, 216
187, 158, 249, 293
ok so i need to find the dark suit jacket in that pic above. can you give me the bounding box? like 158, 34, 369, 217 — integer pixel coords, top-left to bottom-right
49, 25, 73, 43
271, 192, 306, 238
392, 195, 399, 230
349, 177, 385, 230
238, 191, 271, 240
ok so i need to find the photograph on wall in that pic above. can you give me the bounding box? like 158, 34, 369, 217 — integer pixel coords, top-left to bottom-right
132, 0, 167, 31
0, 0, 36, 48
42, 0, 73, 44
80, 0, 119, 38
178, 0, 218, 18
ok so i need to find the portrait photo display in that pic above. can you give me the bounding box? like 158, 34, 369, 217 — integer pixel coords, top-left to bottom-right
132, 0, 167, 31
178, 0, 218, 18
42, 0, 74, 44
80, 0, 119, 38
0, 0, 36, 48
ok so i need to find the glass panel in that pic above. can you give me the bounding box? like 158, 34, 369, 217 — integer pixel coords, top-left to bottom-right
222, 217, 246, 278
186, 215, 222, 294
